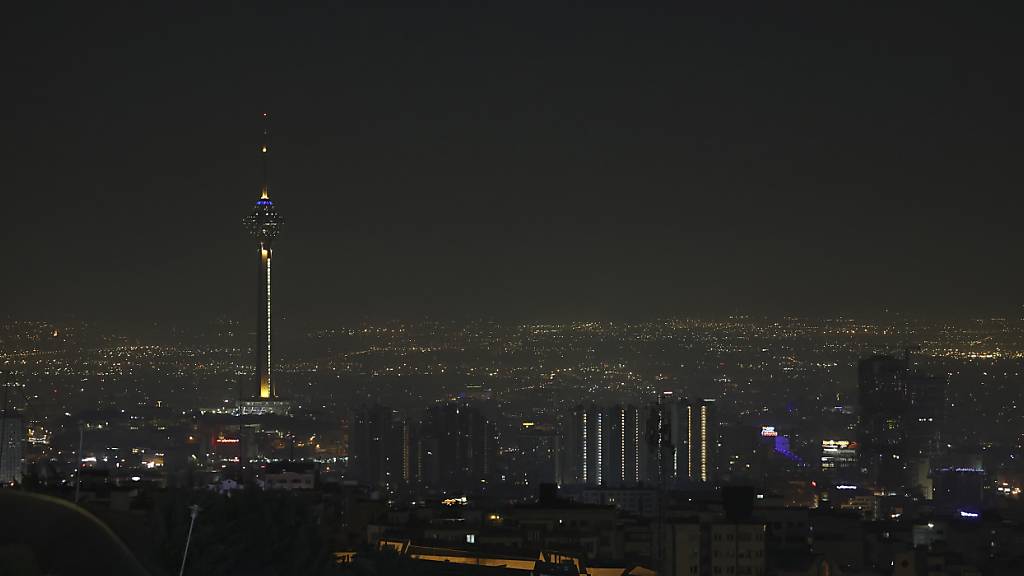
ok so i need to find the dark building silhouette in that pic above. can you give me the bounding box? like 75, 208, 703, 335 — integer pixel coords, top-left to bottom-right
509, 421, 558, 487
350, 404, 408, 492
932, 467, 985, 517
904, 373, 946, 459
0, 409, 24, 485
414, 402, 498, 490
858, 355, 910, 489
857, 354, 947, 494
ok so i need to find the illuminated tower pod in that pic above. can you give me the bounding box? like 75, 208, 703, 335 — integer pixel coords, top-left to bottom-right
243, 115, 284, 400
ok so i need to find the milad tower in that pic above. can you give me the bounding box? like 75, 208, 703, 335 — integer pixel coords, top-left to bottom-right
241, 114, 287, 414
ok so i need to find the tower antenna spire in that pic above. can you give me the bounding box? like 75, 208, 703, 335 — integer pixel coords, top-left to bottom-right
260, 112, 271, 199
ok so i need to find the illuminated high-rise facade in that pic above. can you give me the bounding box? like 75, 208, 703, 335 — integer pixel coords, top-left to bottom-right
665, 397, 718, 484
557, 399, 719, 487
688, 398, 718, 483
557, 404, 645, 487
243, 114, 284, 400
640, 396, 718, 485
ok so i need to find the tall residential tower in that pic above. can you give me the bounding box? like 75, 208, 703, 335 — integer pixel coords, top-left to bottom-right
857, 353, 947, 494
242, 114, 285, 409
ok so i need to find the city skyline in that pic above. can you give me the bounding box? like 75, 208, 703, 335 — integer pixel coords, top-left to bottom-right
2, 312, 1022, 573
2, 4, 1023, 573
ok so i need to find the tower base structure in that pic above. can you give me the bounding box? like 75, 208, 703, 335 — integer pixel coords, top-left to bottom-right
237, 399, 292, 416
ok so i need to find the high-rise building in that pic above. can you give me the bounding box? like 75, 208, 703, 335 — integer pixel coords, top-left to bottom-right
556, 398, 719, 488
641, 395, 682, 485
652, 397, 719, 484
415, 403, 498, 490
557, 400, 717, 488
0, 410, 24, 486
858, 355, 910, 489
904, 374, 946, 459
686, 399, 718, 484
857, 353, 947, 493
558, 404, 645, 487
242, 113, 285, 409
607, 404, 644, 486
350, 404, 408, 492
557, 405, 589, 486
509, 421, 557, 487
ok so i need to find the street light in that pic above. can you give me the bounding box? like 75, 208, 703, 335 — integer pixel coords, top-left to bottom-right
178, 504, 201, 576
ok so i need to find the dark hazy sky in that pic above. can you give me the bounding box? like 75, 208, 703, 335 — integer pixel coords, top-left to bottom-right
4, 2, 1021, 325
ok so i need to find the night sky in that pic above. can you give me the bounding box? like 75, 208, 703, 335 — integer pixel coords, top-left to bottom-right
4, 2, 1021, 326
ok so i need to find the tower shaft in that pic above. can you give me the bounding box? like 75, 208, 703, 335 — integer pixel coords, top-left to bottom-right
258, 241, 273, 398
